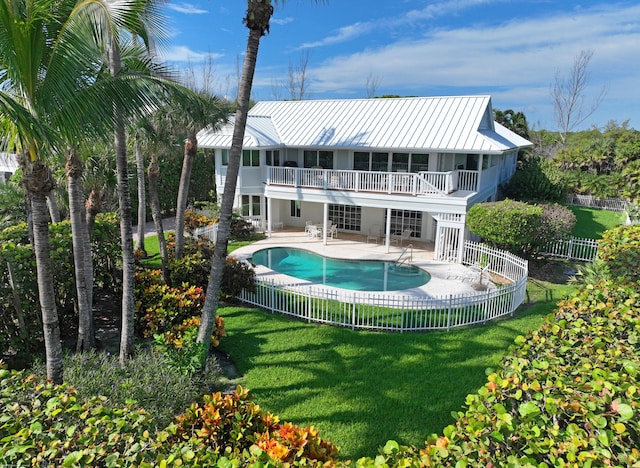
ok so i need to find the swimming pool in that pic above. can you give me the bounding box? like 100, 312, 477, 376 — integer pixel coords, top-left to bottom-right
250, 247, 430, 291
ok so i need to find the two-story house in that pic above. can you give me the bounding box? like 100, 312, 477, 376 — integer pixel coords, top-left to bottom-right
197, 96, 532, 261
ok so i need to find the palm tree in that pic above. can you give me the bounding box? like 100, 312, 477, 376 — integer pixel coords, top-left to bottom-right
197, 0, 323, 352
66, 147, 95, 351
168, 92, 228, 260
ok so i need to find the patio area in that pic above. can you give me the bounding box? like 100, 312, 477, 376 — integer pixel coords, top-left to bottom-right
231, 228, 496, 299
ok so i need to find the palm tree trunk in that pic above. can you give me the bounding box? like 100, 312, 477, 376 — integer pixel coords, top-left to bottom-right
197, 24, 266, 349
110, 41, 136, 363
134, 136, 147, 254
148, 153, 170, 282
174, 132, 198, 259
46, 191, 61, 223
66, 148, 95, 351
23, 158, 63, 383
85, 188, 102, 236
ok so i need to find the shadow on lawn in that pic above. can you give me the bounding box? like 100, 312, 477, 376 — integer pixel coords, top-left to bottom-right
218, 305, 544, 459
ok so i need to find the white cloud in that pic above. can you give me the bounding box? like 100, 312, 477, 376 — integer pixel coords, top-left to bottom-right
272, 16, 294, 26
161, 46, 223, 63
166, 2, 208, 14
299, 22, 376, 49
297, 3, 640, 127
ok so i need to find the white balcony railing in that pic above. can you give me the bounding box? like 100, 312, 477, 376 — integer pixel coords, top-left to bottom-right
267, 167, 478, 196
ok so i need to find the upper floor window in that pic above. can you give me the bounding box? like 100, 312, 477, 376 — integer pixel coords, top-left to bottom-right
242, 149, 260, 167
410, 154, 429, 172
266, 150, 280, 166
303, 150, 334, 169
221, 149, 229, 166
392, 153, 409, 172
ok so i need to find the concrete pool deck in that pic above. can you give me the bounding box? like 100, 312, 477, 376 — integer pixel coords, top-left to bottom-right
230, 228, 496, 299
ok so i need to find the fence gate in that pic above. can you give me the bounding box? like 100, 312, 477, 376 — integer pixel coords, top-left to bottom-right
434, 213, 466, 262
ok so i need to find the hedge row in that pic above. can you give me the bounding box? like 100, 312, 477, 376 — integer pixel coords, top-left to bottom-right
0, 367, 339, 467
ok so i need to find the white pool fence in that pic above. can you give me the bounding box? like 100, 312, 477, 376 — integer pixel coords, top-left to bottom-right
565, 194, 629, 212
541, 236, 600, 262
237, 241, 528, 332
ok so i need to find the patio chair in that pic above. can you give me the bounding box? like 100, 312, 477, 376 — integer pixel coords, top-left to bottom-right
304, 220, 314, 234
327, 224, 338, 239
308, 225, 321, 239
391, 229, 412, 246
367, 224, 381, 243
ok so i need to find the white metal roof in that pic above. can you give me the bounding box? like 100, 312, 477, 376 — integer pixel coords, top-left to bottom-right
198, 96, 532, 153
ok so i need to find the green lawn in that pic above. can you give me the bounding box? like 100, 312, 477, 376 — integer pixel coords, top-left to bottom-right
139, 228, 576, 459
569, 206, 624, 239
217, 280, 575, 460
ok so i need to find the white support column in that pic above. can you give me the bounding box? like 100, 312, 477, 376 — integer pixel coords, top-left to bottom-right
385, 208, 392, 253
266, 196, 272, 238
477, 154, 483, 192
322, 203, 329, 245
434, 218, 441, 260
456, 214, 466, 263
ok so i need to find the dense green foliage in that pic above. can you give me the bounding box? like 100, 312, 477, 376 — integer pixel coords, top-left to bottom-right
31, 348, 221, 431
501, 156, 567, 203
130, 150, 217, 218
0, 215, 120, 368
598, 224, 640, 284
549, 122, 640, 200
1, 364, 338, 467
467, 200, 575, 257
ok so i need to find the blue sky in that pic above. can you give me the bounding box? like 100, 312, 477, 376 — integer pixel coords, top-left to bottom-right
158, 0, 640, 131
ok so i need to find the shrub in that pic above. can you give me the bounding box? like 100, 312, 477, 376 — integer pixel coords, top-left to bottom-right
467, 199, 542, 256
536, 203, 577, 247
184, 209, 216, 235
501, 156, 567, 203
0, 364, 157, 466
154, 316, 225, 375
30, 347, 221, 431
171, 386, 340, 464
598, 224, 640, 284
229, 213, 255, 241
467, 200, 576, 257
134, 268, 206, 338
412, 281, 640, 466
0, 215, 120, 368
221, 257, 256, 300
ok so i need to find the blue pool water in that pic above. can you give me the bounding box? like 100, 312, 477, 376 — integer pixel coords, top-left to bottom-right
250, 247, 430, 291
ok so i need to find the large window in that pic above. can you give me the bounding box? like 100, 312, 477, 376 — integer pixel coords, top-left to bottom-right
241, 195, 261, 217
386, 210, 422, 237
242, 149, 260, 167
329, 204, 361, 231
410, 154, 429, 172
303, 150, 334, 169
221, 149, 229, 166
266, 150, 280, 166
392, 153, 409, 172
353, 152, 370, 170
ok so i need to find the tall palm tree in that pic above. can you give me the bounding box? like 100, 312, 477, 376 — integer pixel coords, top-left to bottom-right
66, 147, 94, 351
197, 0, 322, 352
168, 92, 228, 260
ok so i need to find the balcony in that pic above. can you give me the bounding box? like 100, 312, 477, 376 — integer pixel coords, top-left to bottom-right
266, 167, 479, 197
